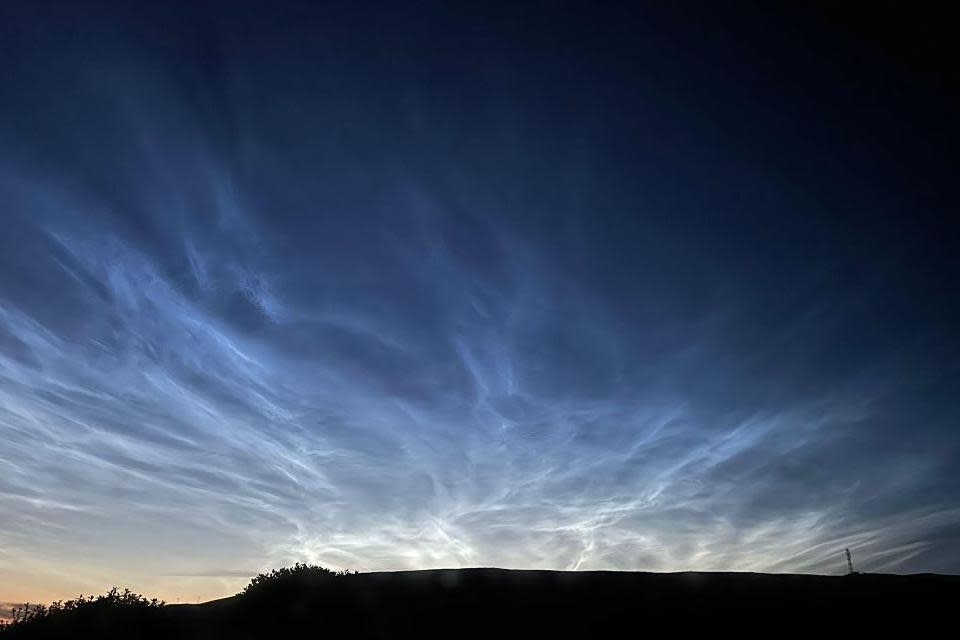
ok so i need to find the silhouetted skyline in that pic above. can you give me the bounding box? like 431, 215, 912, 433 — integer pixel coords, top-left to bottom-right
1, 1, 958, 607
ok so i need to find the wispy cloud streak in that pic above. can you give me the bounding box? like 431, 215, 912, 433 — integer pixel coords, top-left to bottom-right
1, 0, 958, 605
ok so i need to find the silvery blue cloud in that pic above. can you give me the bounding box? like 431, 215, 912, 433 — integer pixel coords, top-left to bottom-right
1, 1, 958, 602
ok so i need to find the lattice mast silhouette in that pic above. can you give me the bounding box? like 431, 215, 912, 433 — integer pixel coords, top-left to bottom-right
845, 548, 856, 575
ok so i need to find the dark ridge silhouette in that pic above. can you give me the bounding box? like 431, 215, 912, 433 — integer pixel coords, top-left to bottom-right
3, 565, 958, 638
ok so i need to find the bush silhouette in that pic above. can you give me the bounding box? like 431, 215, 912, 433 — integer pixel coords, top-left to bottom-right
232, 563, 362, 635
0, 565, 358, 637
0, 588, 164, 635
238, 562, 355, 599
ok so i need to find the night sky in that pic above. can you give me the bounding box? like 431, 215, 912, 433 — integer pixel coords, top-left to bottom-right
1, 1, 959, 606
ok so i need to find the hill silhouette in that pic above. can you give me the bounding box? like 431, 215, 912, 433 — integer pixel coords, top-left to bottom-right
3, 565, 958, 638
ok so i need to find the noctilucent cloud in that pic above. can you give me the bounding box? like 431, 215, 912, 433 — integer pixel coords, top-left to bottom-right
1, 2, 958, 606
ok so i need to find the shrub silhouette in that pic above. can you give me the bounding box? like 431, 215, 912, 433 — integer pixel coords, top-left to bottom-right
0, 565, 357, 636
238, 563, 356, 599
233, 563, 361, 635
0, 588, 164, 635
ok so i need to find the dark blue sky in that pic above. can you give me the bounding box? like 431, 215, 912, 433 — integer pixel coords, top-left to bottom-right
1, 1, 958, 602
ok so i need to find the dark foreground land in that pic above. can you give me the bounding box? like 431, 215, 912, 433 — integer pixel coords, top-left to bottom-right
5, 569, 959, 638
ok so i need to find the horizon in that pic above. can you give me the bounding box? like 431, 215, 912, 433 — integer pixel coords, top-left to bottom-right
2, 561, 945, 619
1, 1, 959, 613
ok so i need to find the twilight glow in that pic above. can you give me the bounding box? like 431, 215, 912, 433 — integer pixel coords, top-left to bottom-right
1, 1, 958, 610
